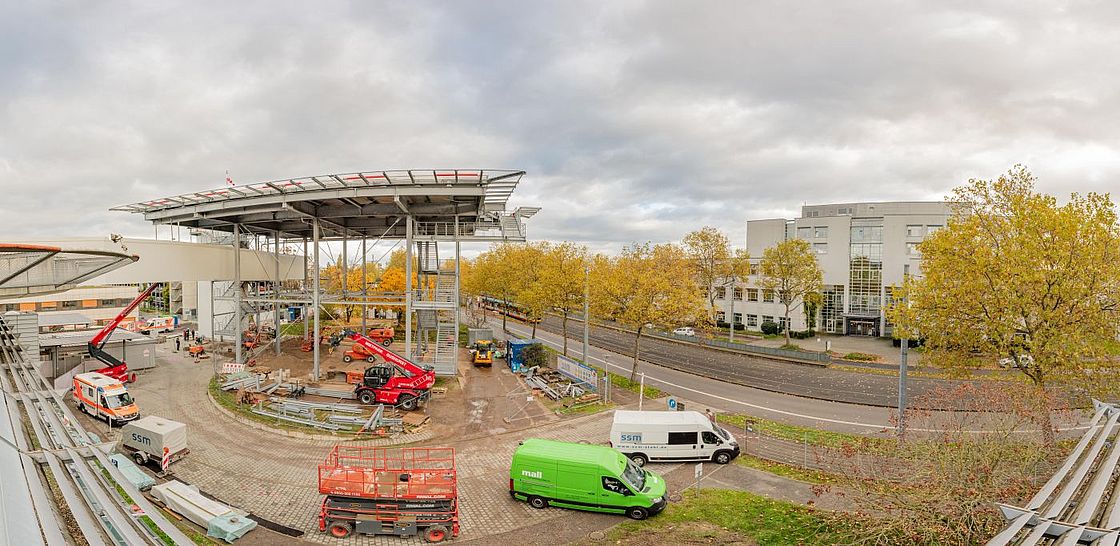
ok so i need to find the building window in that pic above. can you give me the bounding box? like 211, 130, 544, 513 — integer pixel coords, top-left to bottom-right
778, 317, 789, 331
762, 290, 774, 303
61, 300, 78, 309
747, 314, 758, 328
732, 312, 742, 325
813, 243, 828, 254
746, 289, 758, 302
808, 211, 820, 218
733, 287, 743, 301
716, 311, 726, 323
907, 242, 921, 255
715, 286, 727, 300
749, 263, 760, 276
820, 285, 844, 334
849, 224, 883, 316
762, 315, 774, 325
927, 225, 942, 234
906, 225, 924, 237
837, 207, 853, 215
796, 227, 812, 239
814, 226, 828, 238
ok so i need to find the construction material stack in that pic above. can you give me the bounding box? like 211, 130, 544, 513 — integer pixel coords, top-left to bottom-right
318, 446, 458, 542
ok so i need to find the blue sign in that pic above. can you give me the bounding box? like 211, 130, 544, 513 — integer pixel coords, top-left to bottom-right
668, 397, 677, 410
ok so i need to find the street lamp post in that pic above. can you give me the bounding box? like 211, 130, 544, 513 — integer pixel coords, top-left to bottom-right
583, 263, 590, 364
898, 337, 908, 439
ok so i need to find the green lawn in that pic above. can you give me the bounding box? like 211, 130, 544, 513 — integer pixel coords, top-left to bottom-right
603, 489, 852, 546
717, 413, 894, 454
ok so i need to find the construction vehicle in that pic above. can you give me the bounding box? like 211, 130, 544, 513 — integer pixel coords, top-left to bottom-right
469, 340, 494, 367
318, 446, 458, 542
87, 284, 159, 384
340, 331, 435, 411
73, 372, 140, 424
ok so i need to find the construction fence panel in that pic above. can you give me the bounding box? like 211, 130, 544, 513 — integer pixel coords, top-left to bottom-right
556, 355, 599, 392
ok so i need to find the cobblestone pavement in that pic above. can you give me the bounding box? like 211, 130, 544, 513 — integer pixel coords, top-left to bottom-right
103, 340, 656, 545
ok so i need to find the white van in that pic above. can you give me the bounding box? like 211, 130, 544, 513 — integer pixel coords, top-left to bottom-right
609, 410, 739, 467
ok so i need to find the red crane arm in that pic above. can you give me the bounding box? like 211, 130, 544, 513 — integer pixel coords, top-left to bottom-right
89, 284, 159, 350
349, 332, 429, 377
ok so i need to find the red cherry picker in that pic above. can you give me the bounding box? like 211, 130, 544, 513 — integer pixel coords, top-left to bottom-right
86, 284, 160, 384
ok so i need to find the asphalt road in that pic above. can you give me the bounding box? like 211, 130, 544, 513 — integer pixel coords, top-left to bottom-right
529, 315, 970, 409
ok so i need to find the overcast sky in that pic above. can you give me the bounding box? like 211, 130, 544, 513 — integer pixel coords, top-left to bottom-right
3, 1, 1119, 256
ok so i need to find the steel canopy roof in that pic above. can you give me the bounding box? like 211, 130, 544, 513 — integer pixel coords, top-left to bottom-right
112, 169, 531, 240
0, 244, 138, 299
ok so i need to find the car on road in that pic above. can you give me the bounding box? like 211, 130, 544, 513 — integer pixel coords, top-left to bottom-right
672, 326, 696, 337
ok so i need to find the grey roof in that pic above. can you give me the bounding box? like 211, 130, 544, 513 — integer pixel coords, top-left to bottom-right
0, 244, 137, 300
988, 400, 1120, 545
111, 169, 536, 240
36, 313, 92, 328
38, 327, 151, 348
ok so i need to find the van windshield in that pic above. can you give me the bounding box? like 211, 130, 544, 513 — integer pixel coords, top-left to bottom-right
105, 393, 133, 409
714, 426, 731, 441
622, 459, 646, 491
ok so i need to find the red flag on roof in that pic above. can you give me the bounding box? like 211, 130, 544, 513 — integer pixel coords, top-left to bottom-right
225, 170, 234, 186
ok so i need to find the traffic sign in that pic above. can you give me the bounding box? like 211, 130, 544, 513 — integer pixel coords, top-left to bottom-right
668, 397, 677, 410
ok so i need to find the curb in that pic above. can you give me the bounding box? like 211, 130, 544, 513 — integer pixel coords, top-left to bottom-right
205, 388, 435, 445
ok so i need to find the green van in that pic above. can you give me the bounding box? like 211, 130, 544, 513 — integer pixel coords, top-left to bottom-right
509, 438, 668, 519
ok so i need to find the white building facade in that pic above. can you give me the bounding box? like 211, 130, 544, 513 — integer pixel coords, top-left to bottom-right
721, 201, 949, 337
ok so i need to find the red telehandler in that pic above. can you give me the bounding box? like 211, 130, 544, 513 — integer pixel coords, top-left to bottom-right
341, 331, 435, 411
86, 284, 160, 384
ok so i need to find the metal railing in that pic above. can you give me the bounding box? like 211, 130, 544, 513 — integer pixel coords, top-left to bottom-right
657, 331, 832, 364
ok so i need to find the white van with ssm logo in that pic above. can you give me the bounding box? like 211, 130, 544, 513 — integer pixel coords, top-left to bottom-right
609, 410, 739, 467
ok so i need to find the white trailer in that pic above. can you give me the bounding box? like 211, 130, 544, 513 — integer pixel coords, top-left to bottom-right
119, 415, 189, 470
609, 410, 739, 467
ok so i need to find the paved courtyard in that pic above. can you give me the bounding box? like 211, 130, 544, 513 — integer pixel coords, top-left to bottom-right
82, 339, 687, 545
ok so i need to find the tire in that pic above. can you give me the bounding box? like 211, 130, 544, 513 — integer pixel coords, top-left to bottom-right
424, 525, 449, 543
626, 507, 649, 520
132, 451, 147, 466
78, 402, 88, 415
398, 395, 417, 411
713, 451, 732, 465
528, 495, 548, 509
358, 391, 375, 405
342, 355, 353, 363
365, 356, 376, 363
129, 373, 137, 384
629, 453, 648, 467
382, 339, 392, 347
326, 521, 352, 538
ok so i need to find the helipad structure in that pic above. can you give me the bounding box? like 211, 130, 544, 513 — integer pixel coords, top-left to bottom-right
115, 169, 539, 376
0, 244, 137, 298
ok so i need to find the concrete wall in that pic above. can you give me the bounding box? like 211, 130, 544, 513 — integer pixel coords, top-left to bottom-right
744, 219, 788, 257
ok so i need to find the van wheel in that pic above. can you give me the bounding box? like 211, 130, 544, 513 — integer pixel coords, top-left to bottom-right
629, 453, 648, 467
424, 525, 449, 543
626, 507, 648, 520
528, 496, 548, 509
713, 451, 732, 464
327, 521, 352, 538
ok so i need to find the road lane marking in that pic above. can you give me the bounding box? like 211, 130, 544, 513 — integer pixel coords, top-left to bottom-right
499, 320, 1090, 434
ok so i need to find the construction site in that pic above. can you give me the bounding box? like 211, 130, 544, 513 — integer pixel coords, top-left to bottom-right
0, 171, 637, 546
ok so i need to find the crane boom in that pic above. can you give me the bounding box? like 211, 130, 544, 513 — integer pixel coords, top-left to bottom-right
348, 331, 435, 390
87, 284, 159, 375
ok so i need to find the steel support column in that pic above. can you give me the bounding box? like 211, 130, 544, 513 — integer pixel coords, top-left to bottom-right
361, 237, 367, 333
233, 224, 242, 365
405, 215, 413, 359
303, 236, 309, 340
341, 235, 348, 324
274, 230, 281, 355
312, 220, 321, 381
454, 216, 461, 362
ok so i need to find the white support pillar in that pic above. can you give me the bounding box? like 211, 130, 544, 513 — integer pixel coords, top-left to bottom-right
312, 220, 321, 381
274, 230, 282, 355
233, 224, 242, 365
303, 236, 309, 339
341, 235, 348, 325
405, 215, 413, 359
361, 237, 367, 333
454, 216, 461, 358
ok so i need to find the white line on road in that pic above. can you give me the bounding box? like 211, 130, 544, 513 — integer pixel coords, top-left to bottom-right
500, 320, 1090, 434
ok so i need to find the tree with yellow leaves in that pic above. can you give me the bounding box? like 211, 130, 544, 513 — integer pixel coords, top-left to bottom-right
522, 242, 587, 355
759, 239, 823, 346
682, 226, 733, 319
888, 166, 1120, 390
322, 263, 381, 323
592, 243, 705, 380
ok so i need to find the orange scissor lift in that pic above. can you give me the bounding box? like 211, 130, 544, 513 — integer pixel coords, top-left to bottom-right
318, 446, 459, 543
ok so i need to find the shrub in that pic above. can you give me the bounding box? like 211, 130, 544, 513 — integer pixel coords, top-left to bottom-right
780, 343, 803, 351
790, 330, 816, 339
760, 321, 780, 335
842, 352, 879, 362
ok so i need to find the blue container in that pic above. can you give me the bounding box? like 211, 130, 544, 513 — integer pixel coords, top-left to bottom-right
507, 338, 540, 373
